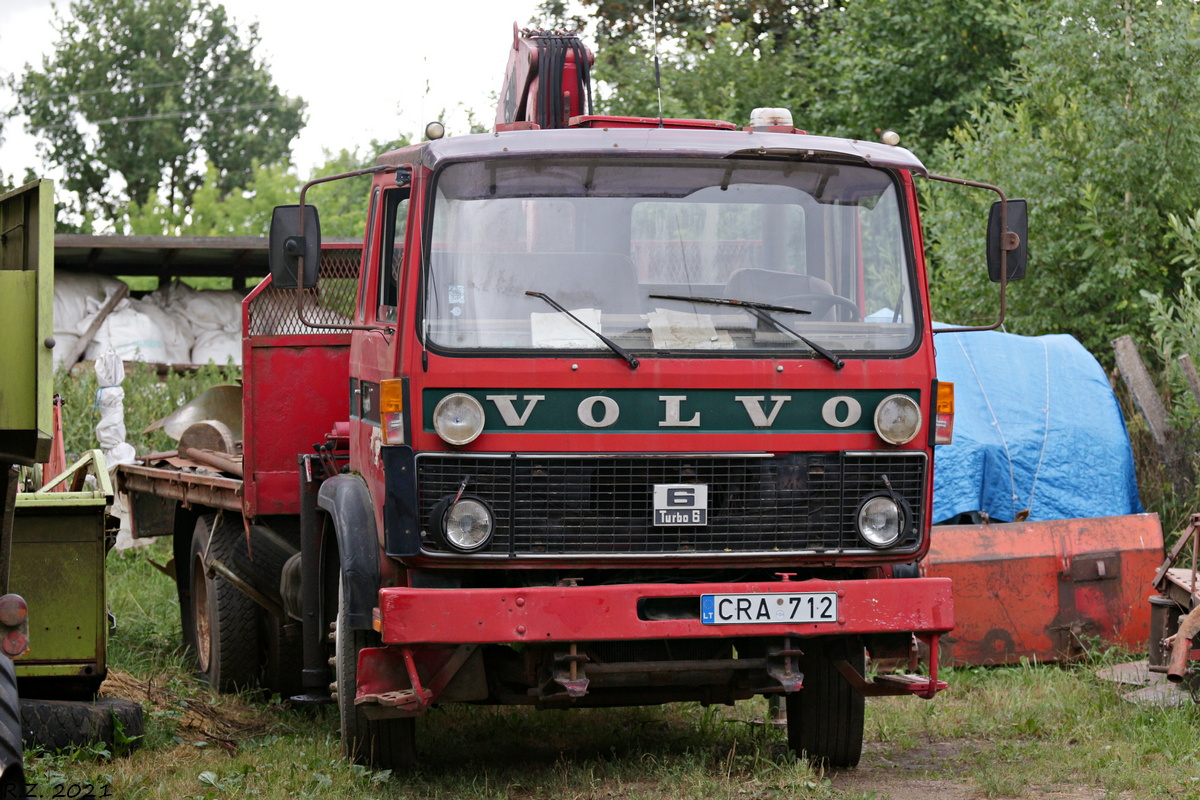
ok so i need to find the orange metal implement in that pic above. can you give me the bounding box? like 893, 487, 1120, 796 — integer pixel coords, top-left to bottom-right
924, 513, 1163, 665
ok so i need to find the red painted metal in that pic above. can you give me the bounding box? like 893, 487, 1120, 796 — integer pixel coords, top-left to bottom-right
241, 244, 358, 518
568, 115, 739, 130
923, 513, 1163, 665
377, 577, 954, 646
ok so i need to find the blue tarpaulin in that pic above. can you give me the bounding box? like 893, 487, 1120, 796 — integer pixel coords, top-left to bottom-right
932, 329, 1143, 523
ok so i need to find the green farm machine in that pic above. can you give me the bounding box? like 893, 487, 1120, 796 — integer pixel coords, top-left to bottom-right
0, 180, 141, 788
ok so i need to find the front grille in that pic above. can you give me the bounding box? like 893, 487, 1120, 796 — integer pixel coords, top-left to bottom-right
416, 452, 926, 558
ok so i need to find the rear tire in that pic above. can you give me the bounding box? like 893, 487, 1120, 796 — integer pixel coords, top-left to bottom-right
0, 656, 23, 799
335, 574, 416, 769
785, 639, 865, 768
188, 515, 259, 692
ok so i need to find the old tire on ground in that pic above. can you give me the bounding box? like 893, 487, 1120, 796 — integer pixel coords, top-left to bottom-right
189, 515, 259, 692
335, 574, 416, 769
0, 656, 24, 798
19, 697, 143, 753
785, 639, 865, 768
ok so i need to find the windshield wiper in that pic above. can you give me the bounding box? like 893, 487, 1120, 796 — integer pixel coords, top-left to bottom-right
649, 293, 845, 370
525, 291, 640, 370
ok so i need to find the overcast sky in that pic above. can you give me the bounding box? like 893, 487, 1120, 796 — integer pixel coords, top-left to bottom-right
0, 0, 551, 182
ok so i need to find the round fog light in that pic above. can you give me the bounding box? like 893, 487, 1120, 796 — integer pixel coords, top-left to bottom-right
857, 495, 904, 548
433, 393, 486, 445
442, 498, 494, 551
874, 394, 922, 445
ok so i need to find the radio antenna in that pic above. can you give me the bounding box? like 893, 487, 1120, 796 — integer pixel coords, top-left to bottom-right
652, 0, 664, 127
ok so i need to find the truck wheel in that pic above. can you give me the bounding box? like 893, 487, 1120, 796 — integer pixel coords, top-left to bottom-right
18, 697, 143, 753
335, 574, 416, 769
0, 656, 24, 799
189, 515, 259, 692
785, 640, 865, 768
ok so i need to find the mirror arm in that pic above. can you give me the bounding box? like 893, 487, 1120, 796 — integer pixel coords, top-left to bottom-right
922, 173, 1010, 334
292, 164, 405, 334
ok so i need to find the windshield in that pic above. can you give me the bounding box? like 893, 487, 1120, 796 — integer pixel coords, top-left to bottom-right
423, 157, 917, 355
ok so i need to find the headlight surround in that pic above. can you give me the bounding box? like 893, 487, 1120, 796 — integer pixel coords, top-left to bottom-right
440, 497, 494, 552
856, 494, 906, 549
874, 394, 922, 445
433, 393, 486, 446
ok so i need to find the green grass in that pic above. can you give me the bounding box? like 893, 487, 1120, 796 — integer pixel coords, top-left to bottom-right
20, 544, 1200, 799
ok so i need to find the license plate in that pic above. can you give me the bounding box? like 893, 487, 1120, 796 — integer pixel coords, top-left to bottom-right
700, 592, 838, 625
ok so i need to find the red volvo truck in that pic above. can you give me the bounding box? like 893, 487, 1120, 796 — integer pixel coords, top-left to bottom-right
119, 27, 1027, 769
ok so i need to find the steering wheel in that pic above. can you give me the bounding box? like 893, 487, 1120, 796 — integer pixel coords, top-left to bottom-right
774, 293, 860, 322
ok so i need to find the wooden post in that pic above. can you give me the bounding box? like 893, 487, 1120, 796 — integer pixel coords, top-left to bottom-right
1113, 335, 1193, 495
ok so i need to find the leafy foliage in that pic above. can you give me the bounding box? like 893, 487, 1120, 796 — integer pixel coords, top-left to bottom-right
588, 23, 812, 124
122, 137, 410, 238
305, 139, 411, 240
13, 0, 305, 226
1144, 209, 1200, 408
805, 0, 1027, 157
125, 161, 301, 236
540, 0, 829, 52
545, 0, 1024, 156
924, 0, 1200, 357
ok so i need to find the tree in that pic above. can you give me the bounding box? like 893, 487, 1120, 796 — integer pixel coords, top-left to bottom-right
924, 0, 1200, 359
123, 138, 410, 238
588, 23, 813, 124
806, 0, 1026, 157
14, 0, 305, 226
542, 0, 1023, 154
540, 0, 830, 51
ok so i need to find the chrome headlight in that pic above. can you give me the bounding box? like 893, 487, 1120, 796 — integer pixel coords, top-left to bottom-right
433, 393, 485, 445
856, 494, 905, 548
874, 394, 922, 445
441, 497, 494, 551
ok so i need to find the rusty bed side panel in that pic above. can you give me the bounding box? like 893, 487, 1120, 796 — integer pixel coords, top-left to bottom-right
924, 513, 1163, 665
118, 463, 244, 514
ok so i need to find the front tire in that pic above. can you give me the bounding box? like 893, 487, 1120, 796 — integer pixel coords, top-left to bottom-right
785, 639, 865, 768
188, 515, 259, 692
335, 574, 416, 769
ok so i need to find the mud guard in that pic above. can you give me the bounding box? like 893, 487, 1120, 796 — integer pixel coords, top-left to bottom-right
318, 474, 380, 631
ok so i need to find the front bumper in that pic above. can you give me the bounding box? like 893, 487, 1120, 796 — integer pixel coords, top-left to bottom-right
375, 576, 954, 644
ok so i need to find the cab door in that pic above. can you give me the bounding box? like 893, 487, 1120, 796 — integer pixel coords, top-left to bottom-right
349, 182, 411, 536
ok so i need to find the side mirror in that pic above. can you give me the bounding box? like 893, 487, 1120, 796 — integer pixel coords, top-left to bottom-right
269, 204, 321, 289
987, 198, 1028, 282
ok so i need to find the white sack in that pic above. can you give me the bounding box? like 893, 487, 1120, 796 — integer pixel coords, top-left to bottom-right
143, 279, 198, 314
134, 299, 194, 364
53, 272, 127, 369
179, 290, 243, 335
191, 330, 242, 366
81, 297, 169, 363
94, 349, 136, 466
